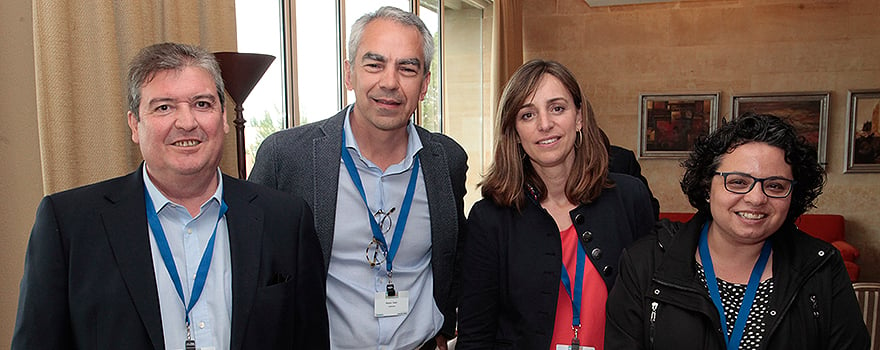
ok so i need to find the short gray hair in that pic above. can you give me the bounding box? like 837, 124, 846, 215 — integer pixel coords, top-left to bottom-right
347, 6, 434, 77
127, 42, 225, 120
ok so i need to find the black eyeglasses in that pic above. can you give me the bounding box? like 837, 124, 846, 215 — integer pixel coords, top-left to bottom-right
714, 172, 795, 198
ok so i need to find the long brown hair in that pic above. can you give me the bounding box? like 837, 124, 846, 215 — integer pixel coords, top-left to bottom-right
480, 59, 610, 209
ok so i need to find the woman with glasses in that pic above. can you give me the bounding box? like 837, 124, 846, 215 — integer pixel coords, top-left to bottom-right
456, 59, 654, 349
606, 113, 869, 349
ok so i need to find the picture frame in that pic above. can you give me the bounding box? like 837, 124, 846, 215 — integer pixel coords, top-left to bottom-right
638, 92, 720, 158
731, 92, 830, 166
844, 89, 880, 173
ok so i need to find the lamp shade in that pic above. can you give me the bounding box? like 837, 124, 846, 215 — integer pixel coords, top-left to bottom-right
213, 52, 275, 105
213, 52, 275, 179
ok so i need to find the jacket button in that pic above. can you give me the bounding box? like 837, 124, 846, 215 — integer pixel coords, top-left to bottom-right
602, 265, 613, 276
591, 248, 602, 259
574, 214, 585, 224
581, 230, 593, 242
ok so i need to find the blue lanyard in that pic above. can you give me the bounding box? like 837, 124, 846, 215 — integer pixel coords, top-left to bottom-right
340, 132, 419, 274
699, 222, 771, 350
560, 238, 586, 330
144, 186, 228, 326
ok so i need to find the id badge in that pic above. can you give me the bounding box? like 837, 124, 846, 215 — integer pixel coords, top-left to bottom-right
555, 346, 595, 350
374, 290, 409, 317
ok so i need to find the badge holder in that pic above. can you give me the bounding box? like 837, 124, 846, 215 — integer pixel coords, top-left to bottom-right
555, 325, 595, 350
374, 273, 409, 317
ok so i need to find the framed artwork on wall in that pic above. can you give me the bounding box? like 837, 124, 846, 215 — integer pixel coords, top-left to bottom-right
731, 92, 830, 166
844, 89, 880, 173
638, 92, 720, 159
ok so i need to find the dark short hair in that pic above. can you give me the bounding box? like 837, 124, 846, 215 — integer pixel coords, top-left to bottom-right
680, 112, 825, 223
127, 42, 225, 120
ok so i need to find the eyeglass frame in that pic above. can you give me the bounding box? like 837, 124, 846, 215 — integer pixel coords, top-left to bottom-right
373, 207, 395, 234
365, 207, 396, 267
713, 171, 796, 198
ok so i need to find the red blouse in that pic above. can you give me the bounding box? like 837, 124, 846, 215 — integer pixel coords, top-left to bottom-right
549, 225, 606, 350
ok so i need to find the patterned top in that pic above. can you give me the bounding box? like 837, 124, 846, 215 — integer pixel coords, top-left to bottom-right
697, 264, 774, 350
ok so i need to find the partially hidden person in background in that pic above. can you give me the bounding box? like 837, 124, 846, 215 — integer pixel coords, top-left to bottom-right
606, 112, 869, 349
249, 6, 467, 350
456, 59, 655, 350
12, 42, 329, 349
599, 128, 661, 220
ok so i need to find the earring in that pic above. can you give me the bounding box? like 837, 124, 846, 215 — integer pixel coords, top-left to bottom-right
575, 130, 583, 149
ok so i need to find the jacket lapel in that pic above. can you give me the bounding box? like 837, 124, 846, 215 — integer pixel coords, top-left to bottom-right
312, 111, 345, 269
223, 176, 263, 350
416, 128, 456, 260
102, 168, 165, 349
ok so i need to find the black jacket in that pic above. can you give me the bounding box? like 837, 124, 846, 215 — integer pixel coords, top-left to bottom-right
457, 173, 654, 349
13, 168, 330, 349
606, 211, 869, 349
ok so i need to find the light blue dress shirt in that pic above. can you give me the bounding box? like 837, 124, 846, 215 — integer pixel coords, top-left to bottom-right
326, 107, 443, 349
143, 167, 232, 350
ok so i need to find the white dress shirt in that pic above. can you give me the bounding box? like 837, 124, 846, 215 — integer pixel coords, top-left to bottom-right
144, 167, 232, 350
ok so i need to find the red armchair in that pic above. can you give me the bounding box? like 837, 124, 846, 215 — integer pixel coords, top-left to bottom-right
794, 214, 859, 281
658, 212, 859, 281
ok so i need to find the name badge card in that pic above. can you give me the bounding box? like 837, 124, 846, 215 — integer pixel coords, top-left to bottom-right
555, 346, 595, 350
374, 290, 410, 317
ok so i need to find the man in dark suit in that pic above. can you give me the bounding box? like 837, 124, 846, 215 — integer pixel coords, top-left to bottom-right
600, 128, 661, 220
250, 6, 467, 350
12, 42, 329, 350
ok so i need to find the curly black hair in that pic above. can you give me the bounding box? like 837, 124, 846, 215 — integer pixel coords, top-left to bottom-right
680, 112, 826, 224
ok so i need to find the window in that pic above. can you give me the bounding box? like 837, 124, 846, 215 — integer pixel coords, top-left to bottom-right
236, 0, 492, 209
233, 1, 284, 175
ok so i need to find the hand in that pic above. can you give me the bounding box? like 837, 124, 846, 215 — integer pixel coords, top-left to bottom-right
435, 334, 448, 350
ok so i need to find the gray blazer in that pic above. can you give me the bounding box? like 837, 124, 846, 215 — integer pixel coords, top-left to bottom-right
249, 108, 468, 339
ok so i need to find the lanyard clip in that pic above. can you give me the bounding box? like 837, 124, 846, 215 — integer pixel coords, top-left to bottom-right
185, 322, 196, 350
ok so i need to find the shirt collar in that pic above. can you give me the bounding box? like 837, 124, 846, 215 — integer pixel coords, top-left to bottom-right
342, 104, 423, 172
142, 165, 224, 214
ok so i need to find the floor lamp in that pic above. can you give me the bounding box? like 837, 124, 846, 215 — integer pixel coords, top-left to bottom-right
213, 52, 275, 179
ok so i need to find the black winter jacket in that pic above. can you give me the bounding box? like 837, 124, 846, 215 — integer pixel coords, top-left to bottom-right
606, 211, 869, 349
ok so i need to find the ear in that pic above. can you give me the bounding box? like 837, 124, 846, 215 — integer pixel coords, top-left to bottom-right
343, 60, 353, 90
576, 108, 583, 131
127, 111, 140, 144
418, 71, 431, 101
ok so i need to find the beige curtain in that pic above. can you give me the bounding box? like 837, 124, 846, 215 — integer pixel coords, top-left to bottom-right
490, 0, 523, 109
485, 0, 523, 153
33, 0, 239, 194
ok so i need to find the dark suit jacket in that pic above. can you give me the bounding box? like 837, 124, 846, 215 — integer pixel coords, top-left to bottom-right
456, 173, 655, 349
12, 167, 329, 349
249, 108, 468, 341
609, 145, 660, 220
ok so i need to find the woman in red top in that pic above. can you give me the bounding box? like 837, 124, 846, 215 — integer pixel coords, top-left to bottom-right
456, 59, 654, 349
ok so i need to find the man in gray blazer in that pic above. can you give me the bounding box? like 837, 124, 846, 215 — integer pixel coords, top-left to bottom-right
249, 6, 467, 350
